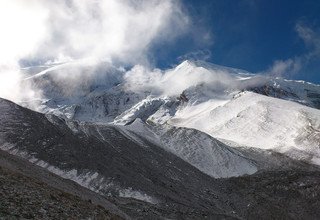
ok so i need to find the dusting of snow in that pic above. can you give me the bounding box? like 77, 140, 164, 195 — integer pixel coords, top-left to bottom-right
0, 144, 157, 204
151, 125, 258, 178
119, 187, 158, 204
311, 157, 320, 166
119, 120, 258, 178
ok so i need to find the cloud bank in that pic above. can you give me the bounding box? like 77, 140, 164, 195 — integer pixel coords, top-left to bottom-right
35, 0, 189, 65
123, 61, 249, 97
0, 0, 189, 103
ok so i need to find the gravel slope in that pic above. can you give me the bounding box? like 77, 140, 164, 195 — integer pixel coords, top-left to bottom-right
0, 150, 126, 220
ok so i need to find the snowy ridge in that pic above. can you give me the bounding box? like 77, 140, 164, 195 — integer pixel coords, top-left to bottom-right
170, 91, 320, 165
113, 96, 178, 125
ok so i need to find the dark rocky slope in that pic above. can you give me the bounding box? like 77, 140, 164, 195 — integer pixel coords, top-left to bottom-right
1, 98, 320, 219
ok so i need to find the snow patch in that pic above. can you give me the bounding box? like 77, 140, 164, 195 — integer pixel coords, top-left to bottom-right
0, 144, 157, 204
119, 187, 158, 204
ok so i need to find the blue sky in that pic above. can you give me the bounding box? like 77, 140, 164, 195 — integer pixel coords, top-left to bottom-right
153, 0, 320, 83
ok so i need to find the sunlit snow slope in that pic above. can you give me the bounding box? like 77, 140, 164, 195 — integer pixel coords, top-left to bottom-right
109, 61, 320, 166
170, 91, 320, 165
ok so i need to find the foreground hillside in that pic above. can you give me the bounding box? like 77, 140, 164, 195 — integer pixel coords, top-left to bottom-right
0, 150, 126, 219
1, 97, 320, 219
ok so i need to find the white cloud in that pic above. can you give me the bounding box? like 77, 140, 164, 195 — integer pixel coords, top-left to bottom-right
34, 0, 189, 65
267, 58, 302, 77
0, 0, 48, 102
0, 0, 189, 103
0, 0, 48, 65
295, 22, 320, 59
123, 61, 236, 97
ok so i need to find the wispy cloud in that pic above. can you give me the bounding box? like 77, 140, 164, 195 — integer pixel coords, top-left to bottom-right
265, 22, 320, 78
267, 57, 302, 77
295, 21, 320, 59
177, 49, 212, 62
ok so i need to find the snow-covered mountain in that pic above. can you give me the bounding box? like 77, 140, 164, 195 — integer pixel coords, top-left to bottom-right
21, 59, 320, 169
2, 59, 320, 218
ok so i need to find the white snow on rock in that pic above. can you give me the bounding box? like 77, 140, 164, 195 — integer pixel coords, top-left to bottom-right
123, 119, 258, 178
155, 125, 258, 178
119, 187, 158, 204
170, 91, 320, 165
113, 96, 172, 125
109, 60, 320, 168
16, 59, 320, 176
0, 143, 157, 204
